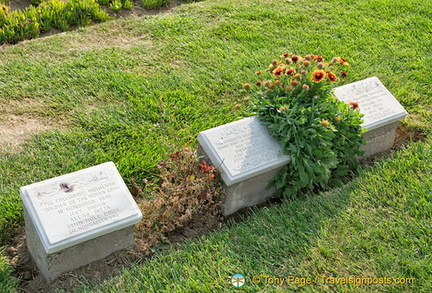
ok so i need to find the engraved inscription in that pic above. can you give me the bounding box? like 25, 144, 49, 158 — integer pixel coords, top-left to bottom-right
20, 162, 142, 253
341, 84, 397, 123
28, 171, 128, 243
35, 170, 109, 200
214, 121, 281, 173
334, 77, 407, 129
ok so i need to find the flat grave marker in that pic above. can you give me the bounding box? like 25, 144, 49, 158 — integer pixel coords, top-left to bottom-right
334, 76, 408, 131
198, 116, 290, 186
20, 161, 142, 281
334, 76, 408, 156
198, 116, 290, 215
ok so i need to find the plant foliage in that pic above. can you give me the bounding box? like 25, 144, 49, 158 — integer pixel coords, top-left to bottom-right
247, 54, 365, 199
141, 0, 171, 9
0, 0, 111, 44
134, 148, 223, 252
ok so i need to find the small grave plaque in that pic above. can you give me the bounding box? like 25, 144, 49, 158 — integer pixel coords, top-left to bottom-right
197, 116, 290, 186
334, 76, 408, 131
20, 162, 142, 254
198, 116, 291, 215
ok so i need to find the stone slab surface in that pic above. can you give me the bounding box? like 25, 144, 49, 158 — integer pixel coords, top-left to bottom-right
25, 209, 135, 283
197, 116, 290, 186
334, 76, 408, 131
222, 167, 282, 216
361, 121, 399, 157
20, 162, 142, 254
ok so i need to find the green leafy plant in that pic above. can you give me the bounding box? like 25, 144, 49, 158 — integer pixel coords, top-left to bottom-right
122, 0, 134, 9
109, 0, 123, 10
246, 54, 365, 199
96, 0, 111, 4
0, 0, 111, 44
141, 0, 170, 9
0, 7, 40, 44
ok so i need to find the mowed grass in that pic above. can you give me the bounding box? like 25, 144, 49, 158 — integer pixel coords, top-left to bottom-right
80, 142, 431, 292
0, 0, 431, 291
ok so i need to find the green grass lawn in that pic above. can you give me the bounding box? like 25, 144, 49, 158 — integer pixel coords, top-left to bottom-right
0, 0, 431, 291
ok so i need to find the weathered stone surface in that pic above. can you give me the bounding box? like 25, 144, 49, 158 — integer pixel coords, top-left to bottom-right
25, 210, 135, 283
197, 117, 289, 214
334, 76, 408, 131
334, 76, 408, 156
197, 116, 290, 186
20, 162, 142, 282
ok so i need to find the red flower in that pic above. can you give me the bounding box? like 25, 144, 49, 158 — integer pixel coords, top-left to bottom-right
286, 68, 296, 76
341, 71, 347, 78
311, 70, 326, 82
313, 55, 324, 62
349, 101, 360, 110
327, 71, 338, 82
291, 55, 300, 62
339, 58, 349, 65
272, 66, 285, 77
291, 80, 300, 86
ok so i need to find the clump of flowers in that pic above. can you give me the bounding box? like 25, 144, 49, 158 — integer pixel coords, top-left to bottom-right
245, 53, 365, 198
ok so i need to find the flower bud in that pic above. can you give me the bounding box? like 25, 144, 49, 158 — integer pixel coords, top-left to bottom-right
291, 80, 300, 86
321, 120, 330, 127
317, 62, 325, 69
291, 55, 300, 62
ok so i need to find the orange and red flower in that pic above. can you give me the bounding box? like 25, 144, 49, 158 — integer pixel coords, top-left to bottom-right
313, 55, 324, 62
286, 68, 296, 76
311, 70, 326, 82
327, 71, 338, 82
338, 58, 349, 66
349, 101, 360, 110
272, 66, 285, 77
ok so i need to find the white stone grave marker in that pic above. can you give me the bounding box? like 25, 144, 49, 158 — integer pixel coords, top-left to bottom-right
20, 162, 142, 281
198, 116, 290, 215
334, 76, 408, 156
334, 76, 408, 131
